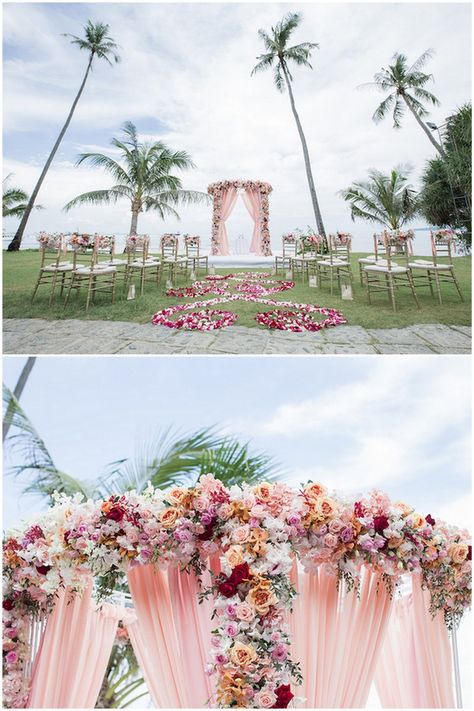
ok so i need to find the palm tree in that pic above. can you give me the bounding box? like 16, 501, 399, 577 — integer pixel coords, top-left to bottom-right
362, 50, 445, 156
8, 21, 120, 251
3, 174, 44, 219
63, 121, 209, 235
340, 165, 418, 230
251, 12, 326, 237
2, 357, 36, 442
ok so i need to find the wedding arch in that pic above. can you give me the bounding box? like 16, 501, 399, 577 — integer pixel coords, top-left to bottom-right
208, 180, 273, 257
3, 475, 470, 709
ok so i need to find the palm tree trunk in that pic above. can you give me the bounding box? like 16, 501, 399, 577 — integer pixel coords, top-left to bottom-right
402, 96, 446, 157
3, 357, 36, 442
129, 210, 139, 236
8, 54, 95, 251
280, 61, 326, 237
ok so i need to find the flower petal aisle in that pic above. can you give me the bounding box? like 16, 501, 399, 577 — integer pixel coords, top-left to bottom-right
2, 477, 471, 708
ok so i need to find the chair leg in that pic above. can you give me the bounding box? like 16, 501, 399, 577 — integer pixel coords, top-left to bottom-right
359, 264, 364, 287
140, 268, 145, 296
386, 274, 396, 312
111, 273, 116, 304
31, 275, 43, 303
49, 272, 59, 306
452, 271, 464, 302
428, 272, 434, 297
366, 275, 371, 304
407, 272, 421, 309
433, 270, 443, 305
64, 276, 75, 309
85, 276, 93, 311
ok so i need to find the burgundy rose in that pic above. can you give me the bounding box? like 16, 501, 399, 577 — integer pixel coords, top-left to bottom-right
198, 518, 216, 541
467, 545, 472, 561
106, 505, 125, 522
36, 565, 51, 575
218, 581, 237, 598
425, 514, 436, 526
229, 562, 250, 585
3, 599, 14, 611
354, 501, 365, 518
373, 515, 389, 535
273, 684, 294, 709
64, 530, 71, 545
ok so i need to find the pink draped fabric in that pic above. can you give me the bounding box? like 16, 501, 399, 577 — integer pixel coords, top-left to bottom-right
290, 563, 393, 708
241, 188, 263, 255
375, 575, 455, 707
127, 564, 215, 708
28, 581, 122, 708
217, 187, 238, 255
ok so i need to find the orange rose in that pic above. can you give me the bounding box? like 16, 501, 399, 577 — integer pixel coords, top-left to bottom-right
408, 513, 424, 528
305, 482, 327, 500
247, 586, 278, 614
448, 543, 469, 564
229, 642, 258, 667
226, 545, 244, 567
160, 507, 180, 529
230, 502, 250, 522
247, 528, 268, 556
255, 483, 273, 502
167, 487, 191, 507
101, 500, 113, 514
387, 537, 403, 549
394, 501, 413, 517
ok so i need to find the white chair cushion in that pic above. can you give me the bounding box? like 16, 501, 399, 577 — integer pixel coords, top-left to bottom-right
317, 259, 348, 266
408, 261, 451, 271
130, 260, 159, 268
106, 259, 128, 266
42, 264, 74, 272
75, 266, 117, 275
364, 264, 407, 274
358, 256, 377, 264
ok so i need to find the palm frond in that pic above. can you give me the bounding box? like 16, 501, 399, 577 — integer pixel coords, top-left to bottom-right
3, 384, 91, 500
63, 187, 131, 212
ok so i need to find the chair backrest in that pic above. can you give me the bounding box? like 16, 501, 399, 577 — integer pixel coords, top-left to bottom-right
431, 230, 455, 265
37, 233, 65, 268
281, 234, 298, 258
161, 234, 179, 260
94, 234, 115, 255
330, 233, 351, 261
184, 235, 201, 257
381, 231, 410, 270
374, 233, 388, 260
125, 235, 150, 264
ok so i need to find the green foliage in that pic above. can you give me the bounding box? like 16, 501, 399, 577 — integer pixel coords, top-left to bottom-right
95, 635, 147, 708
2, 175, 43, 218
419, 104, 472, 249
64, 20, 121, 66
363, 49, 440, 128
340, 164, 418, 230
63, 121, 210, 231
251, 12, 318, 92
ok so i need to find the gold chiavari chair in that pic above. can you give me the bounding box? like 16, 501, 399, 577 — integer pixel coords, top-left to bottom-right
274, 234, 298, 275
95, 235, 128, 282
408, 231, 464, 304
124, 235, 161, 296
364, 232, 420, 312
31, 233, 83, 305
291, 236, 322, 283
160, 234, 187, 284
358, 234, 389, 286
64, 235, 117, 310
316, 234, 353, 295
184, 235, 208, 277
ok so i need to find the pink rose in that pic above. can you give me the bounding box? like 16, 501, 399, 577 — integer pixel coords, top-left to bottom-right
233, 524, 250, 544
324, 533, 338, 548
235, 602, 255, 622
271, 643, 288, 661
5, 651, 18, 664
329, 518, 344, 534
225, 621, 239, 637
254, 690, 277, 708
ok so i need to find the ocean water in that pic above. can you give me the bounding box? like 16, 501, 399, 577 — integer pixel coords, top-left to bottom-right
1, 228, 460, 258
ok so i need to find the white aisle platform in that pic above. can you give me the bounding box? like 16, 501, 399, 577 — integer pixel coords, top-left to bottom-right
208, 254, 275, 268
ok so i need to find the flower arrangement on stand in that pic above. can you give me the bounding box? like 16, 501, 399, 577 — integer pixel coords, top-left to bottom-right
2, 476, 471, 708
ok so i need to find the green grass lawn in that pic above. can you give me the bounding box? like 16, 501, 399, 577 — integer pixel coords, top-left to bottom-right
3, 250, 471, 330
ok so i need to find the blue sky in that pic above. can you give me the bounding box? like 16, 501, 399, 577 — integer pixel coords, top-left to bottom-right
3, 355, 471, 532
3, 2, 472, 252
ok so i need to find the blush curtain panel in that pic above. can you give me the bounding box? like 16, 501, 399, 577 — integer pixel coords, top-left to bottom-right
216, 187, 238, 256
241, 188, 263, 255
126, 564, 215, 708
27, 581, 123, 708
375, 575, 455, 708
290, 563, 393, 708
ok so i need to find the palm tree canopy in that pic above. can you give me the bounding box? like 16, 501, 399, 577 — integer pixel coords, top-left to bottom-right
63, 20, 121, 65
63, 121, 209, 218
3, 174, 43, 218
340, 164, 419, 230
251, 12, 318, 92
361, 49, 440, 128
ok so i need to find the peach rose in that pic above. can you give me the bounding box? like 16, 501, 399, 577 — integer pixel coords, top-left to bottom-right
230, 502, 250, 522
167, 487, 190, 507
408, 512, 424, 528
229, 641, 258, 667
317, 497, 336, 519
254, 690, 277, 708
305, 482, 327, 500
247, 586, 278, 615
255, 483, 273, 502
387, 537, 403, 549
225, 545, 244, 567
394, 501, 413, 517
448, 543, 469, 564
160, 507, 180, 529
233, 524, 250, 544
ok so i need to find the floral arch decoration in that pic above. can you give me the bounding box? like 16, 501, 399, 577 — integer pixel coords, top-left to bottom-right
3, 475, 471, 709
208, 180, 273, 257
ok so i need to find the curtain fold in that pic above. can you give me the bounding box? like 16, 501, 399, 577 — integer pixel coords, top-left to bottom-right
290, 563, 393, 708
241, 188, 263, 255
28, 581, 122, 708
375, 575, 455, 707
217, 187, 238, 255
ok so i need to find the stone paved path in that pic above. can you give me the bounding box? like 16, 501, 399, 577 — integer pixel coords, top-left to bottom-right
2, 319, 471, 355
